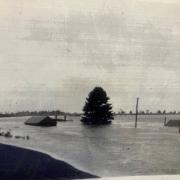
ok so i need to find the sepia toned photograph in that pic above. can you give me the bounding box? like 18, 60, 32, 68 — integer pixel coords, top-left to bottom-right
0, 0, 180, 180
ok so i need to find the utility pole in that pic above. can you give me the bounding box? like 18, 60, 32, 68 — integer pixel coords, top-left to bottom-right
164, 116, 167, 126
135, 97, 139, 128
64, 114, 67, 121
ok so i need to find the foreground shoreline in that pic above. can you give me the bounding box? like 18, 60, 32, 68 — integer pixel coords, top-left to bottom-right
86, 175, 180, 180
0, 143, 99, 180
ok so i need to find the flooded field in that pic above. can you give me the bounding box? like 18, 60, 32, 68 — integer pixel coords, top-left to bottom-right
0, 115, 180, 177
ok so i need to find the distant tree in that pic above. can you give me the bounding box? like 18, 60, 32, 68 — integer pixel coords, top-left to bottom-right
157, 110, 162, 114
146, 110, 149, 114
163, 110, 166, 114
81, 87, 114, 125
140, 111, 145, 115
129, 111, 133, 114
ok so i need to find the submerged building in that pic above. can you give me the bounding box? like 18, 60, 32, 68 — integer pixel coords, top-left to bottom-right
165, 120, 180, 127
25, 116, 57, 126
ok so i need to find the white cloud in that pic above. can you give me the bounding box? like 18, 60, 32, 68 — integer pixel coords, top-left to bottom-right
0, 0, 180, 112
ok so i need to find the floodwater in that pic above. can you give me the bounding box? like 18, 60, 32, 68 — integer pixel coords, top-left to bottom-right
0, 115, 180, 177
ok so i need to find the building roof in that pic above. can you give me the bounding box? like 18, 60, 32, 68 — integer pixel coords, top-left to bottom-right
166, 120, 180, 127
25, 116, 57, 126
25, 116, 48, 124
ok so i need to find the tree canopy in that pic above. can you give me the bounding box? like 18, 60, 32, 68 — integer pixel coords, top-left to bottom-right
81, 87, 114, 125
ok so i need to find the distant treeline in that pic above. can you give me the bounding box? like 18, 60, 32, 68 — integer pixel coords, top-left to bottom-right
116, 110, 180, 115
0, 110, 179, 118
0, 110, 82, 118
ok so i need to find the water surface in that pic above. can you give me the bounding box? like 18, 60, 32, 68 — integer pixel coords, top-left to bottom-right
0, 115, 180, 177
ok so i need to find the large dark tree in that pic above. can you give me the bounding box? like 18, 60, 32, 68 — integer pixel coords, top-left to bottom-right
81, 87, 114, 125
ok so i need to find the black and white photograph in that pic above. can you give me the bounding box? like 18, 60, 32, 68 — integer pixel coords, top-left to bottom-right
0, 0, 180, 179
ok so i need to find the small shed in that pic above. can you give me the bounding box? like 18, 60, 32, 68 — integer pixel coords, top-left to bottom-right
165, 120, 180, 127
25, 116, 57, 126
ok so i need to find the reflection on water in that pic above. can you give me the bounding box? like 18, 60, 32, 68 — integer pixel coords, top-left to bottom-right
0, 115, 180, 177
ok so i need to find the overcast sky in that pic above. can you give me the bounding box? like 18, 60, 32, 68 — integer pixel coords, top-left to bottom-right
0, 0, 180, 113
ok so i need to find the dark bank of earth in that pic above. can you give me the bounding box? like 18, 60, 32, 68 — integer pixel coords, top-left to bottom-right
0, 143, 99, 180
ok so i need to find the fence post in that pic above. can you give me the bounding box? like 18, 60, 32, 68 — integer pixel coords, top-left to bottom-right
135, 97, 139, 128
64, 114, 67, 121
164, 116, 167, 126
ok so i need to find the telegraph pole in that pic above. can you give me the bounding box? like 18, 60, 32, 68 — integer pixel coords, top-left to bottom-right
164, 116, 167, 126
135, 97, 139, 128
